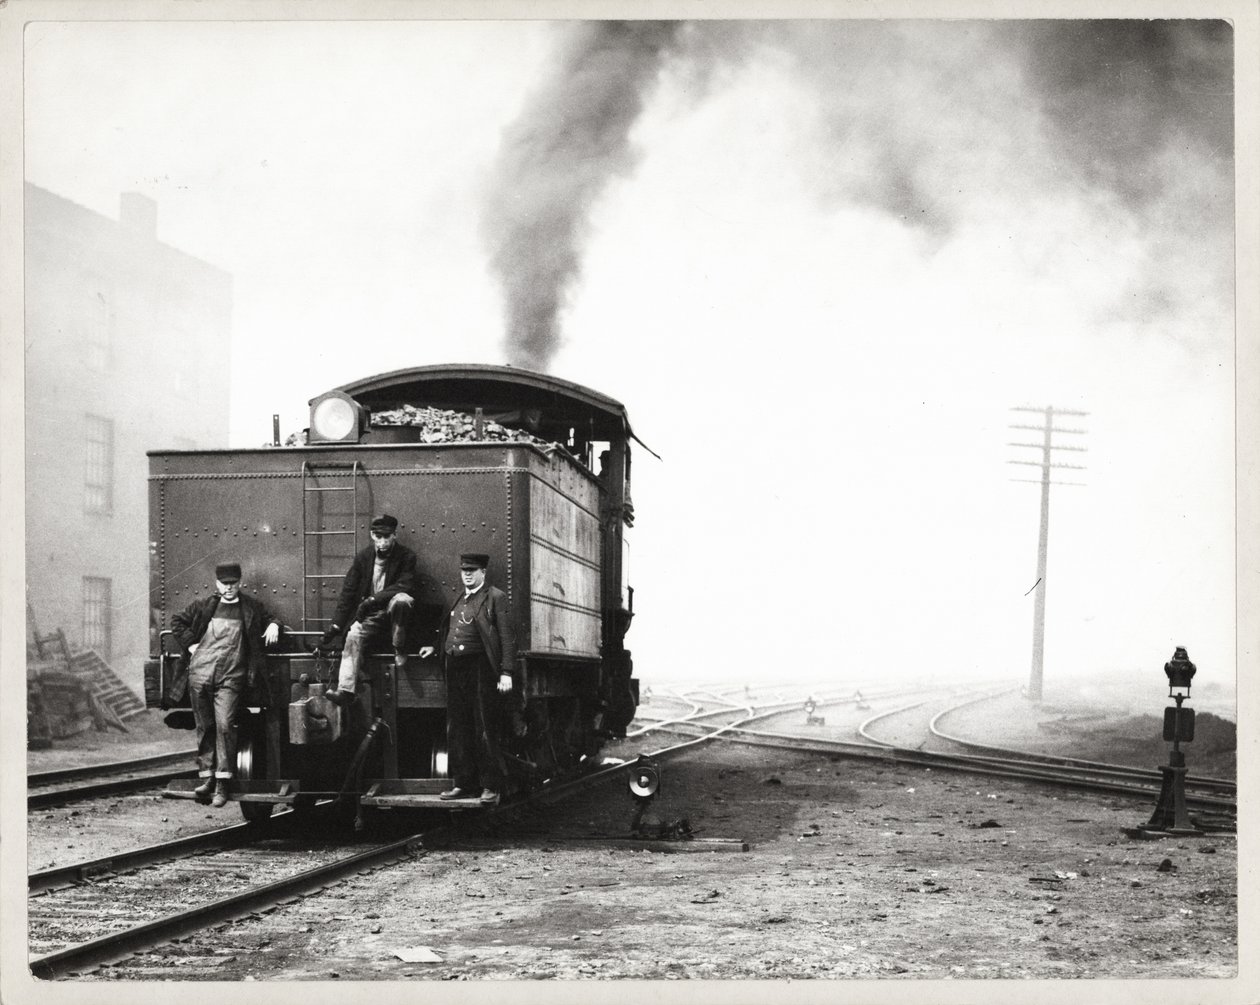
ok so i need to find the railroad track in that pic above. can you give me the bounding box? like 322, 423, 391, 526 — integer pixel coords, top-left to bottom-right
672, 689, 1237, 826
28, 814, 417, 979
28, 685, 1235, 978
30, 816, 288, 896
924, 690, 1237, 794
28, 751, 197, 810
857, 690, 1235, 807
26, 696, 775, 980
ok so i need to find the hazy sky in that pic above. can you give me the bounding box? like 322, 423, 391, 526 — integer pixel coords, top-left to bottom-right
21, 15, 1240, 695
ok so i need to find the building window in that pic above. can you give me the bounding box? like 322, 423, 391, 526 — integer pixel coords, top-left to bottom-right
85, 414, 114, 513
82, 576, 112, 658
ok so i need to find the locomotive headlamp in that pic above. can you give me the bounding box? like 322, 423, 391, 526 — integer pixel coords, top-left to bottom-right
309, 391, 369, 444
1164, 646, 1197, 698
628, 754, 661, 802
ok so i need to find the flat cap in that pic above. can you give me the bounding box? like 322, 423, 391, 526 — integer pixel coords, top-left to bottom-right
215, 562, 242, 583
370, 514, 399, 534
459, 553, 490, 569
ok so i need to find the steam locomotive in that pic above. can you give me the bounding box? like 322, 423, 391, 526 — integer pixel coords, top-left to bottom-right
144, 364, 640, 821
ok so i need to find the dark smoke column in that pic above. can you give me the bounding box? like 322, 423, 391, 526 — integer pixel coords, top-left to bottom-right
482, 21, 681, 372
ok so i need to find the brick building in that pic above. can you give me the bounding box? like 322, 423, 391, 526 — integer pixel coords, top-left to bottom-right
24, 183, 232, 694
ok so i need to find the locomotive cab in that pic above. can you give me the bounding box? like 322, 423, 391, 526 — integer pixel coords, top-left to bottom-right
144, 364, 641, 820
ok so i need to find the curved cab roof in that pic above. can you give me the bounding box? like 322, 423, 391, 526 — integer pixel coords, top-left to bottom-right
319, 363, 635, 444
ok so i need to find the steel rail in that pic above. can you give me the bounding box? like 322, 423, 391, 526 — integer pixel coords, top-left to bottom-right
476, 678, 1224, 814
29, 815, 295, 895
643, 685, 975, 754
27, 706, 762, 980
28, 769, 198, 810
803, 688, 1234, 807
624, 692, 706, 737
926, 692, 1235, 790
917, 741, 1238, 796
29, 828, 434, 980
41, 683, 1209, 979
655, 719, 1235, 813
28, 750, 197, 787
680, 683, 951, 728
856, 686, 1011, 745
644, 687, 1234, 811
21, 688, 925, 905
858, 686, 1233, 792
630, 690, 869, 756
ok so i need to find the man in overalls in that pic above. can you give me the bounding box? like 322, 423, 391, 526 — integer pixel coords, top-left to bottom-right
172, 562, 281, 807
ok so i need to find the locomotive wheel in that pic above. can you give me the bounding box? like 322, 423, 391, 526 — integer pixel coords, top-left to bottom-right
394, 709, 449, 779
235, 733, 274, 823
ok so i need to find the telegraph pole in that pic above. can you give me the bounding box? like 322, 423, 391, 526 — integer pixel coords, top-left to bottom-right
1008, 406, 1087, 701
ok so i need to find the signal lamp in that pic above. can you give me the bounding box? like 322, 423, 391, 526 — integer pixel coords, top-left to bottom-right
1164, 646, 1196, 698
628, 754, 661, 837
629, 754, 661, 802
308, 391, 369, 444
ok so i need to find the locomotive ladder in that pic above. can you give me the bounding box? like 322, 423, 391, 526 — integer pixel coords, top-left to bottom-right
300, 460, 365, 633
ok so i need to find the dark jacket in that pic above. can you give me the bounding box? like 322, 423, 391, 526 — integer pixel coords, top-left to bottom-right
437, 584, 517, 678
332, 543, 419, 630
169, 592, 280, 698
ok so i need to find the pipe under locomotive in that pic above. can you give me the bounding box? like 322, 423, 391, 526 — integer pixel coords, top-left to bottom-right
144, 364, 640, 821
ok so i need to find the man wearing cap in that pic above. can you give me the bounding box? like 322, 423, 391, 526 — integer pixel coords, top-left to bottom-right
419, 553, 516, 806
171, 563, 281, 807
323, 514, 419, 707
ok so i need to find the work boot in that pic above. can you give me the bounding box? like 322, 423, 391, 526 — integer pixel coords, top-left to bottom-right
193, 777, 214, 803
212, 780, 229, 808
439, 787, 470, 800
479, 789, 500, 806
325, 688, 355, 708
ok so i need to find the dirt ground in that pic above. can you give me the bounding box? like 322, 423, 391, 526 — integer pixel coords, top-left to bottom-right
27, 709, 192, 773
64, 739, 1236, 984
25, 686, 1239, 986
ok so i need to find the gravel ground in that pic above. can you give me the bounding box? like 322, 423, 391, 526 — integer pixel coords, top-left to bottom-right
27, 711, 209, 873
27, 710, 193, 773
23, 686, 1241, 994
64, 738, 1237, 985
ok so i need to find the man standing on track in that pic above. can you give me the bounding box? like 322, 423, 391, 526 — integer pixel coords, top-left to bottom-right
322, 514, 419, 707
419, 552, 516, 806
172, 562, 281, 807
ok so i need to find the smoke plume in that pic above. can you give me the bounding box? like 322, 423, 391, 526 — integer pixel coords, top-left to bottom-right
772, 18, 1234, 346
482, 19, 1233, 367
481, 21, 682, 372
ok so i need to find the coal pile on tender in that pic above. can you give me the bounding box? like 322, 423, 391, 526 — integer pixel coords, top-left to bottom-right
371, 404, 555, 448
